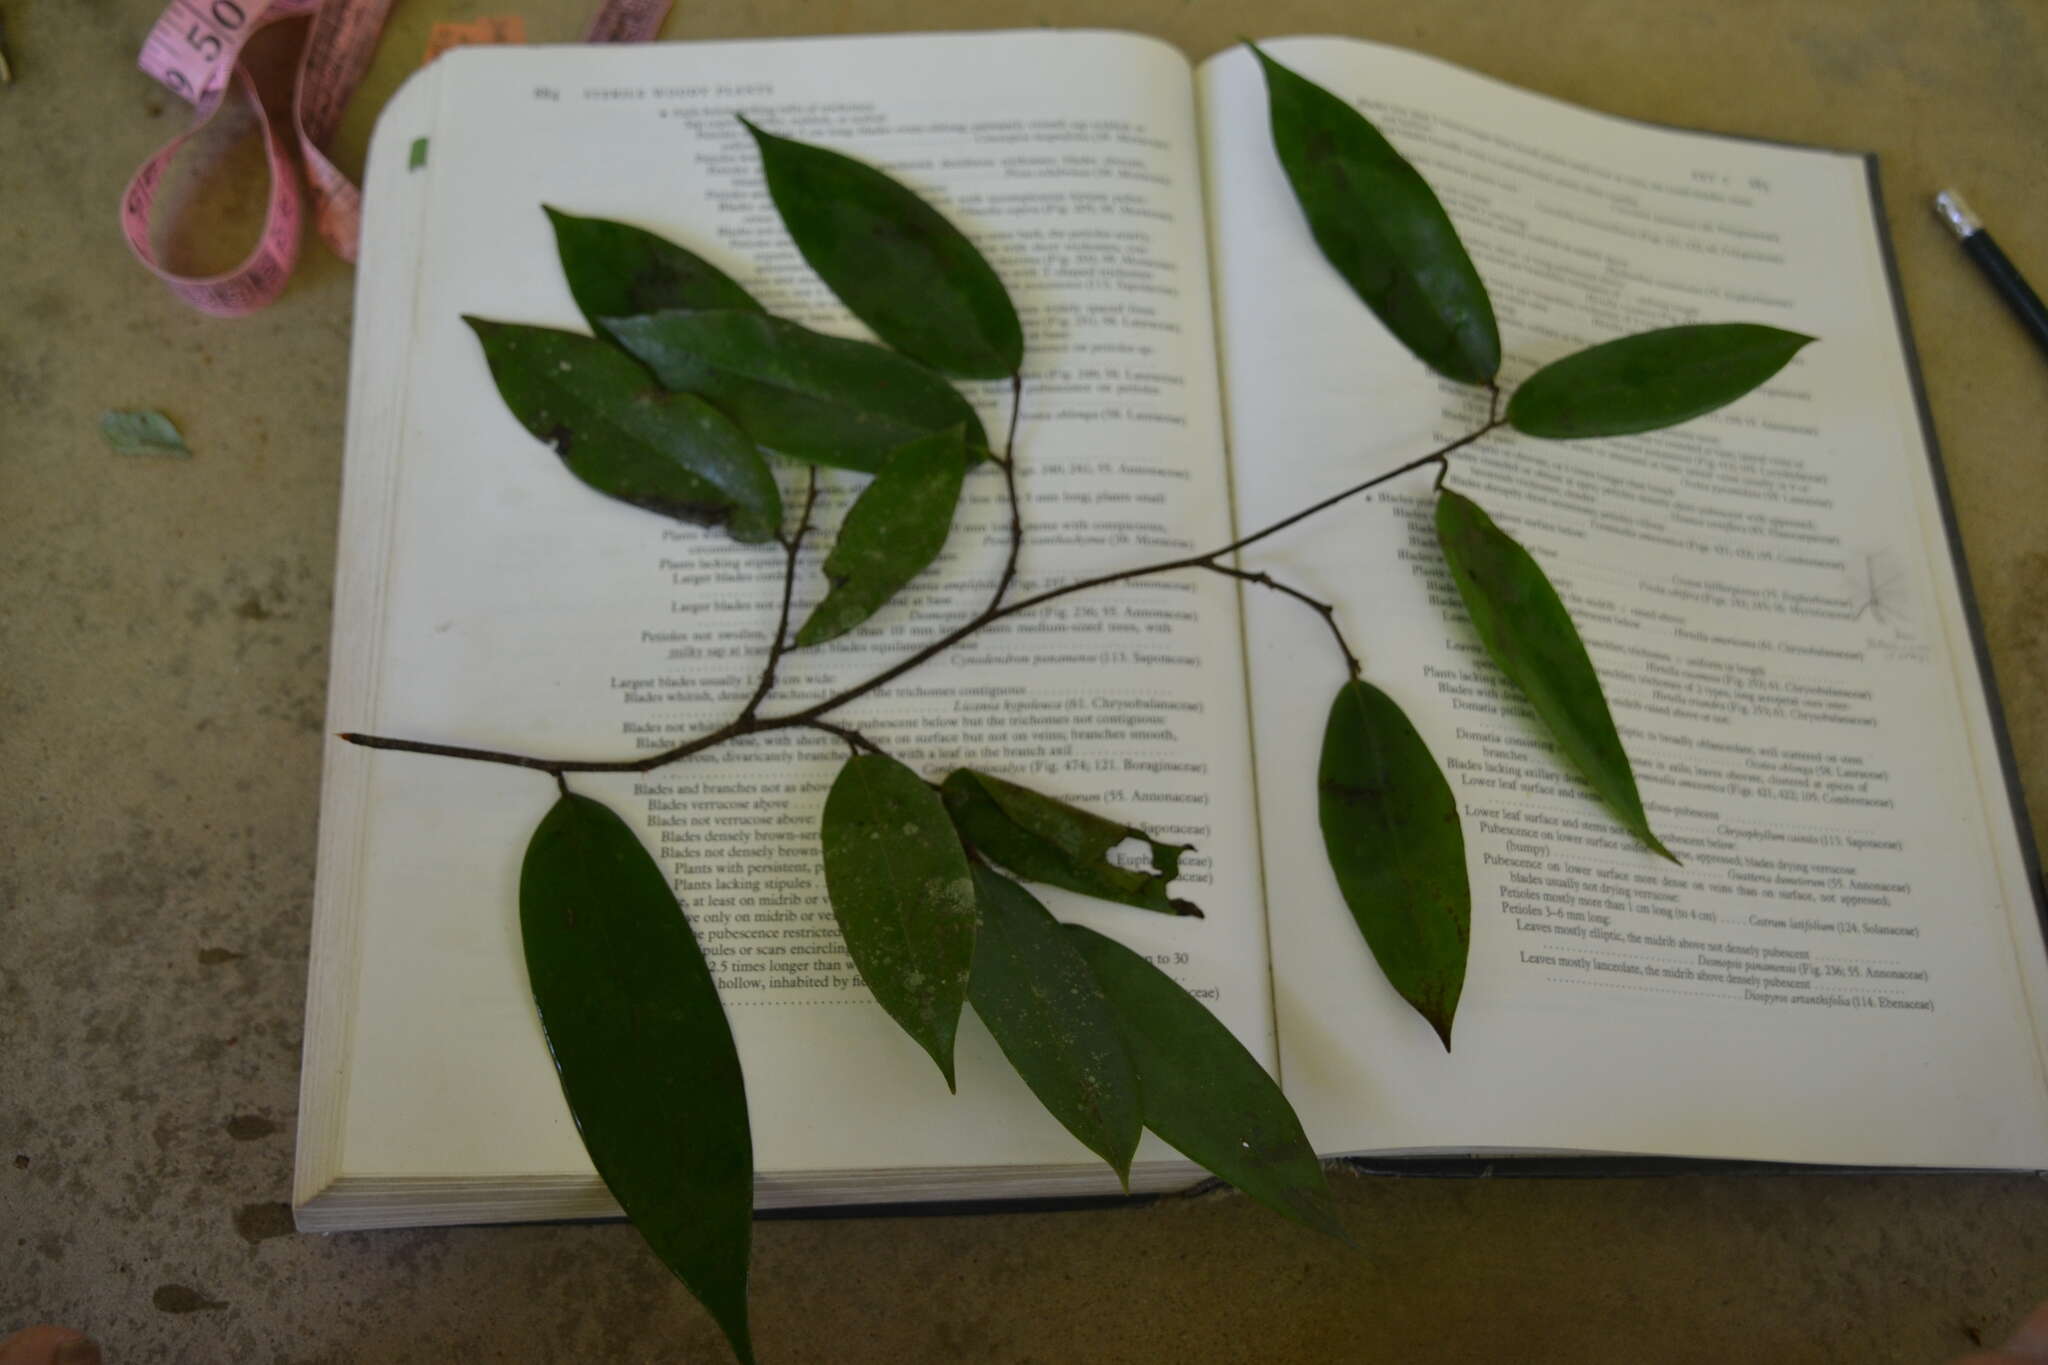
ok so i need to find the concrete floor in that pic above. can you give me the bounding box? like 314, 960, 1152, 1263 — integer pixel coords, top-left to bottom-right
6, 0, 2048, 1360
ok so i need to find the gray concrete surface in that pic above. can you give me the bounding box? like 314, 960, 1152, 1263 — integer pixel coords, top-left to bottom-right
6, 0, 2048, 1360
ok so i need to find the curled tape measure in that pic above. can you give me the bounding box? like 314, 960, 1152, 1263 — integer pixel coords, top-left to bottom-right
122, 0, 672, 316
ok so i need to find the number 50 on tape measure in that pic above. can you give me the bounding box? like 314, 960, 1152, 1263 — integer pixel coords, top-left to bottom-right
121, 0, 670, 317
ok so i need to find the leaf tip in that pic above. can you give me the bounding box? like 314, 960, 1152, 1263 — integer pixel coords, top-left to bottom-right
1647, 833, 1683, 867
1426, 1007, 1455, 1052
1295, 1187, 1351, 1245
790, 615, 829, 650
1169, 898, 1205, 919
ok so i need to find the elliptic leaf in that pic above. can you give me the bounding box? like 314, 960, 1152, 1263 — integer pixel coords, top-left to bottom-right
967, 867, 1142, 1185
941, 770, 1199, 917
605, 309, 989, 473
1317, 680, 1470, 1049
1250, 42, 1499, 384
819, 754, 979, 1088
465, 318, 781, 543
546, 206, 762, 333
1065, 926, 1344, 1240
520, 793, 755, 1365
1506, 323, 1816, 439
1435, 488, 1676, 862
795, 427, 967, 647
743, 119, 1022, 379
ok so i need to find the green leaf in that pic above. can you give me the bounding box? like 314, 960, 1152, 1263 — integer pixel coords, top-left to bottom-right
819, 754, 979, 1088
605, 309, 989, 474
743, 119, 1022, 379
545, 206, 762, 334
1249, 42, 1499, 384
465, 318, 782, 544
795, 427, 967, 647
100, 408, 190, 458
940, 770, 1199, 918
967, 868, 1142, 1186
1065, 926, 1344, 1240
1317, 680, 1470, 1049
1506, 323, 1816, 438
520, 792, 754, 1365
1435, 488, 1676, 862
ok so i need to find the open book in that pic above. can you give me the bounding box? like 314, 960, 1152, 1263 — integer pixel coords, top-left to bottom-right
294, 29, 2048, 1231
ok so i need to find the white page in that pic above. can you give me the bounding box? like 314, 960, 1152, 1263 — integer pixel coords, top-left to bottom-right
1200, 38, 2048, 1166
327, 31, 1267, 1191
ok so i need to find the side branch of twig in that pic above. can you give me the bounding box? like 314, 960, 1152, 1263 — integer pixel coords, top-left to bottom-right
989, 371, 1026, 609
803, 719, 881, 756
741, 466, 820, 721
1200, 562, 1361, 679
798, 416, 1506, 720
1219, 418, 1503, 561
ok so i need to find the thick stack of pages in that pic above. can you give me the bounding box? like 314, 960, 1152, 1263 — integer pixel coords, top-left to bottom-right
295, 30, 2048, 1231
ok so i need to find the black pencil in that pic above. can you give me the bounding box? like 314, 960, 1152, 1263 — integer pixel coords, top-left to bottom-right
1935, 190, 2048, 362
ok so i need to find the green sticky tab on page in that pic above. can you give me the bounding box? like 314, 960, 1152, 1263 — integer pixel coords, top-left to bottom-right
409, 137, 429, 170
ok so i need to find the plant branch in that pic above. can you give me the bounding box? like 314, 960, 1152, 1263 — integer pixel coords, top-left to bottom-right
989, 371, 1026, 609
740, 466, 821, 722
1223, 418, 1503, 561
341, 415, 1505, 775
338, 717, 767, 775
786, 415, 1506, 722
1200, 562, 1361, 679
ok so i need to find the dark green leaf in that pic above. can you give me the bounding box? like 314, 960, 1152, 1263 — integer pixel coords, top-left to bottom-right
520, 793, 754, 1365
545, 206, 762, 334
941, 770, 1199, 918
1506, 323, 1816, 439
795, 428, 966, 646
605, 309, 989, 473
1249, 42, 1499, 384
967, 868, 1142, 1185
1065, 926, 1343, 1240
819, 754, 979, 1088
1436, 488, 1676, 862
465, 318, 781, 543
743, 119, 1022, 379
100, 408, 190, 458
1317, 680, 1470, 1049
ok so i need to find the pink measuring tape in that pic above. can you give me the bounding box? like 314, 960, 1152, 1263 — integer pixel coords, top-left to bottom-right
122, 0, 672, 316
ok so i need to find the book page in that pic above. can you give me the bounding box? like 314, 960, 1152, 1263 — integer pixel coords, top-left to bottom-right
328, 31, 1266, 1190
1200, 38, 2048, 1166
